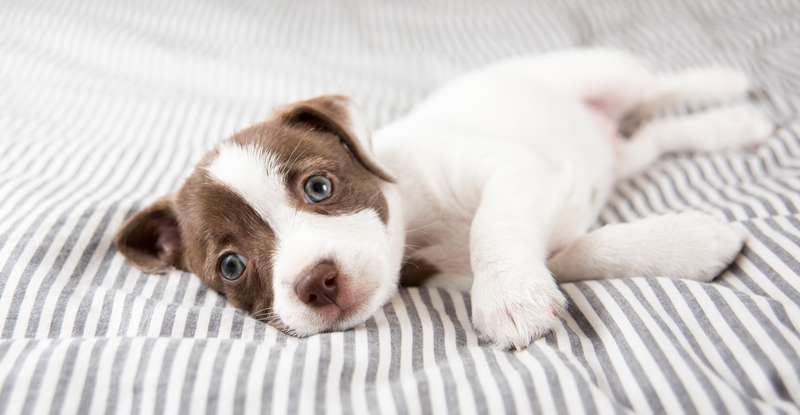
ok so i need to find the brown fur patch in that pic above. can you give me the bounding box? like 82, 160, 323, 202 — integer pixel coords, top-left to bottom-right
276, 95, 394, 182
175, 173, 276, 313
400, 256, 440, 286
225, 96, 390, 224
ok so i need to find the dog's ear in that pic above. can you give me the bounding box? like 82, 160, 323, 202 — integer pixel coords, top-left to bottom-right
276, 95, 394, 182
115, 196, 186, 273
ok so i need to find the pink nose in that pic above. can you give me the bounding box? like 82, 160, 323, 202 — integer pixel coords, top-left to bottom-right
295, 262, 339, 307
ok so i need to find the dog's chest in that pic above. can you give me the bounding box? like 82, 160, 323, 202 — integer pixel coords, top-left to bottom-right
398, 205, 475, 288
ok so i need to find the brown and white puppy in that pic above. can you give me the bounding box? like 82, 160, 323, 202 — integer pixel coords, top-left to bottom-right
117, 48, 770, 348
116, 96, 406, 336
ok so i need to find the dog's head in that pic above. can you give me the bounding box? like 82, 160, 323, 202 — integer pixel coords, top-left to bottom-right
115, 95, 405, 335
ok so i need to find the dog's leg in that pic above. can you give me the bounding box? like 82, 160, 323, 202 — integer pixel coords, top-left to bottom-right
529, 48, 656, 119
616, 103, 773, 178
612, 63, 773, 177
548, 212, 746, 283
619, 67, 753, 135
534, 48, 757, 124
469, 161, 571, 350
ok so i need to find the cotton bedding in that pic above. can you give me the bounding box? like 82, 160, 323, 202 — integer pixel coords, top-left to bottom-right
1, 0, 799, 413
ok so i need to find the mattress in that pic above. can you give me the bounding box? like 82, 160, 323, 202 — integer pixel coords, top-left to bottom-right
1, 0, 799, 413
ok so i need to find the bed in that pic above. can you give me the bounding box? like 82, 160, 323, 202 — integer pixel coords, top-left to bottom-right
1, 0, 799, 413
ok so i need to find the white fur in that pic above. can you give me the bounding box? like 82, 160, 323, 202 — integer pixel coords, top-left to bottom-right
647, 67, 751, 107
370, 48, 770, 349
548, 212, 747, 282
206, 143, 287, 231
206, 142, 405, 336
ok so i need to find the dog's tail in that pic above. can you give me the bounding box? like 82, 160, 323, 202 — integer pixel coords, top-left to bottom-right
547, 212, 746, 283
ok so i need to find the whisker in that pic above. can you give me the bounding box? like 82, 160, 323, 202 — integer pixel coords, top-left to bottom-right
284, 136, 305, 170
403, 241, 422, 251
405, 220, 440, 234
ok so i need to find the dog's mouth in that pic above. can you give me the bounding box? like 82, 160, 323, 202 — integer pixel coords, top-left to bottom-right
257, 308, 362, 338
256, 285, 376, 337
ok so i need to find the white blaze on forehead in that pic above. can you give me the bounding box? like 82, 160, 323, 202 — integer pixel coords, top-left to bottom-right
204, 141, 385, 238
205, 142, 294, 235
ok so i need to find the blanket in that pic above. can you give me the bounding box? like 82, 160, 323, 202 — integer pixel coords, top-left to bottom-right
1, 0, 799, 413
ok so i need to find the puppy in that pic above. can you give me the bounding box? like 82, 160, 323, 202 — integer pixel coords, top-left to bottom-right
115, 48, 772, 349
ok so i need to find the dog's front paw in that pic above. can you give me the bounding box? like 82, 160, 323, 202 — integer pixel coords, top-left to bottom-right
470, 266, 566, 350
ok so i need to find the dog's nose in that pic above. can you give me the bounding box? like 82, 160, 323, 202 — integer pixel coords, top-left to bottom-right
295, 262, 339, 307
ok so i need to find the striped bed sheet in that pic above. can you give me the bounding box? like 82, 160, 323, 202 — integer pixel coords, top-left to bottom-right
1, 0, 799, 413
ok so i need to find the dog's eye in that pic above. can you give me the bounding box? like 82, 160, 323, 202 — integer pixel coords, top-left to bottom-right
219, 253, 246, 281
303, 175, 333, 203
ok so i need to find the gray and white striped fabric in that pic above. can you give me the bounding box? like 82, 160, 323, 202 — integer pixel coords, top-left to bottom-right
1, 0, 799, 413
